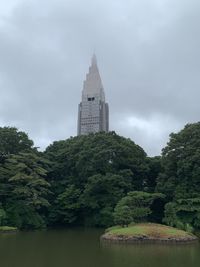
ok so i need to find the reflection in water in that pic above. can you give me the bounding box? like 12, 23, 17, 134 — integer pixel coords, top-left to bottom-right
101, 242, 200, 267
0, 228, 199, 267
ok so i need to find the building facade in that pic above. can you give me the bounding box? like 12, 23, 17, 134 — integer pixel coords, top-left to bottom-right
77, 55, 109, 135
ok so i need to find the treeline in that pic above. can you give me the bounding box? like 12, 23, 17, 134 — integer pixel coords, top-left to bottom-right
0, 123, 200, 231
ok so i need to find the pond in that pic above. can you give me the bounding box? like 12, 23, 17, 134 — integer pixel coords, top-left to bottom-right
0, 228, 200, 267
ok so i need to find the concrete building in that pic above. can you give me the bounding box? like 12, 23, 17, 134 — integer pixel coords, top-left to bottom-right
77, 54, 109, 135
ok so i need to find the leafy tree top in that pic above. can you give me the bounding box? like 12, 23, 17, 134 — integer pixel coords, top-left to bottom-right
157, 122, 200, 199
0, 127, 34, 162
45, 131, 148, 189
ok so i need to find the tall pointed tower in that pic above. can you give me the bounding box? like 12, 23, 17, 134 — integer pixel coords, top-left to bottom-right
77, 54, 109, 135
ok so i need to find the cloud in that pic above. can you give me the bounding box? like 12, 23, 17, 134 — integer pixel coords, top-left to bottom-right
113, 113, 183, 155
0, 0, 199, 156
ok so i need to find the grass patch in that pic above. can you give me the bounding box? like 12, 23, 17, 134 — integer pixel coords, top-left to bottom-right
105, 225, 121, 233
107, 223, 194, 239
0, 226, 18, 232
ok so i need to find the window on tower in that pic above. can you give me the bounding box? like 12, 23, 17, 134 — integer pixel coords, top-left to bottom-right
88, 97, 95, 101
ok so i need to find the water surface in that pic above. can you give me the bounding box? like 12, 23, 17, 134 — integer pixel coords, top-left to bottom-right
0, 228, 200, 267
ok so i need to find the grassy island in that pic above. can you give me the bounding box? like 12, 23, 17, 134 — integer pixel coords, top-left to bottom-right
0, 226, 18, 233
101, 223, 198, 244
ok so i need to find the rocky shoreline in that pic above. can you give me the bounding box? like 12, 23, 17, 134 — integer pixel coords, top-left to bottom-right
0, 229, 18, 233
101, 233, 199, 244
0, 227, 18, 233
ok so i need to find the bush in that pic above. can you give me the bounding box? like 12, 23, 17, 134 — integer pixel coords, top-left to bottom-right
113, 191, 165, 226
113, 204, 132, 227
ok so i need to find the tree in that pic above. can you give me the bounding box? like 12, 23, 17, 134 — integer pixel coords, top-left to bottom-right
145, 156, 162, 192
113, 204, 132, 227
81, 172, 132, 226
163, 197, 200, 231
0, 127, 34, 163
0, 206, 6, 226
45, 131, 147, 190
2, 152, 51, 229
44, 132, 149, 227
157, 122, 200, 199
114, 191, 165, 224
50, 185, 81, 225
156, 123, 200, 230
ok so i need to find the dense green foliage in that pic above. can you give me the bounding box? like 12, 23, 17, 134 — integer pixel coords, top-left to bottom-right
0, 128, 50, 229
45, 132, 148, 227
0, 122, 200, 230
113, 191, 164, 226
113, 204, 132, 227
157, 122, 200, 231
157, 123, 200, 199
163, 197, 200, 232
0, 127, 34, 163
0, 152, 50, 229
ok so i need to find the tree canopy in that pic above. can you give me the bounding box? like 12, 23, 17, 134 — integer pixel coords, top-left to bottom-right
45, 132, 149, 227
0, 127, 34, 163
157, 122, 200, 230
0, 123, 200, 230
0, 152, 50, 229
157, 122, 200, 199
114, 191, 164, 226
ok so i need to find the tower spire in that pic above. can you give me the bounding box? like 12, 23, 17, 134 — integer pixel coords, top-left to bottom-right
91, 53, 97, 66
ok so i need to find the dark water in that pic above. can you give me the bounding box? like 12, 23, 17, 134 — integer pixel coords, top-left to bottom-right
0, 228, 200, 267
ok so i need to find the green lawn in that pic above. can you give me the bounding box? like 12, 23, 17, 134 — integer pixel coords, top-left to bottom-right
107, 223, 194, 238
0, 226, 18, 232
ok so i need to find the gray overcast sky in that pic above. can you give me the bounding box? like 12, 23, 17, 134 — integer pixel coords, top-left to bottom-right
0, 0, 199, 156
